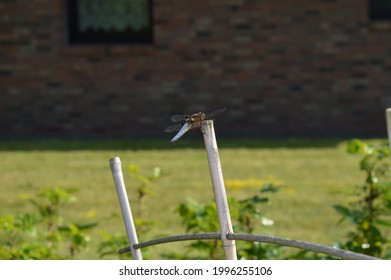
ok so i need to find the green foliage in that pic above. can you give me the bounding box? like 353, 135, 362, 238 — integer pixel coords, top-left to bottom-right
332, 139, 391, 258
98, 231, 129, 260
176, 199, 222, 259
291, 139, 391, 260
128, 164, 164, 216
97, 164, 163, 260
0, 187, 97, 259
174, 183, 285, 260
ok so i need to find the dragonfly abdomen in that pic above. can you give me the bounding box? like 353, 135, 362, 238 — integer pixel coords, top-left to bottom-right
171, 122, 191, 142
170, 122, 201, 142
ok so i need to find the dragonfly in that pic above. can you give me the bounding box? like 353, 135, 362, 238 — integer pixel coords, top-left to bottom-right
164, 108, 227, 142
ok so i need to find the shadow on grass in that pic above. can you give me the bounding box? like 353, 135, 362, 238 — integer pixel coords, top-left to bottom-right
0, 138, 353, 151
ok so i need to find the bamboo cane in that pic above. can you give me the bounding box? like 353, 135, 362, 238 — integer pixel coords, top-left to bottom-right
386, 108, 391, 154
109, 157, 143, 260
200, 120, 237, 260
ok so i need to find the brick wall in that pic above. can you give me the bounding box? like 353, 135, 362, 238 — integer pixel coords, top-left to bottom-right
1, 0, 391, 139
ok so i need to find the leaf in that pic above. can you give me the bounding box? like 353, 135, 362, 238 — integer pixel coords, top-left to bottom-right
359, 156, 372, 171
75, 222, 98, 230
375, 219, 391, 228
58, 222, 98, 232
347, 139, 366, 154
333, 205, 350, 217
129, 164, 140, 174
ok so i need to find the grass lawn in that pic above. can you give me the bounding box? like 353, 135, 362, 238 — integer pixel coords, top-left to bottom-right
0, 138, 379, 259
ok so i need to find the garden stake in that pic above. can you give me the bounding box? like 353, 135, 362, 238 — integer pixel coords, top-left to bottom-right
386, 108, 391, 154
201, 120, 237, 260
109, 157, 143, 260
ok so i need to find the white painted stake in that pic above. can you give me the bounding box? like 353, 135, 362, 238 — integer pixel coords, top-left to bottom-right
109, 157, 143, 260
201, 120, 237, 260
386, 108, 391, 154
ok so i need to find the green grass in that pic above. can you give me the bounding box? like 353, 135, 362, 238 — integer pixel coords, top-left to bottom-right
0, 139, 373, 259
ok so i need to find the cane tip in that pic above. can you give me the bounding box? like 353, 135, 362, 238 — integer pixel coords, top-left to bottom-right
109, 157, 121, 164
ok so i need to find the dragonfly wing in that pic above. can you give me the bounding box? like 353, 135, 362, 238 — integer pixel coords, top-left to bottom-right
171, 122, 192, 142
164, 123, 183, 133
205, 107, 227, 119
171, 114, 189, 122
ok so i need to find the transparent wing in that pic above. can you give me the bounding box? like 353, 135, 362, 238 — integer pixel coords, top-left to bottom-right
171, 114, 189, 122
205, 107, 227, 119
164, 123, 183, 133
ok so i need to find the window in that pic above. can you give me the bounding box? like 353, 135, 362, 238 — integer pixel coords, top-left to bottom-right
369, 0, 391, 21
66, 0, 153, 45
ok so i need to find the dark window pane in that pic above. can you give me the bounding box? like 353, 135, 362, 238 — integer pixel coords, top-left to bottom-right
66, 0, 153, 45
369, 0, 391, 21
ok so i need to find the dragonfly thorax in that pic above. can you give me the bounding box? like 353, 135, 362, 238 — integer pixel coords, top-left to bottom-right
189, 112, 206, 122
